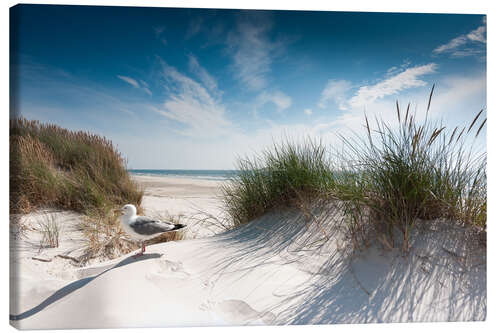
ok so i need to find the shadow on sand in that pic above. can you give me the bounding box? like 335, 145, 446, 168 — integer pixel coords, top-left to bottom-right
185, 203, 486, 324
10, 253, 161, 321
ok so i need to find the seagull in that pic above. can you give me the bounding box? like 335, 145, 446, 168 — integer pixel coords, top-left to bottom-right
117, 204, 186, 256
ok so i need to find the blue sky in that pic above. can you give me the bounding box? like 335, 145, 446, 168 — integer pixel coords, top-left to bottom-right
10, 5, 486, 169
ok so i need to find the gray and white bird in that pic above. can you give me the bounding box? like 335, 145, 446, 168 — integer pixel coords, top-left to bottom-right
118, 204, 186, 256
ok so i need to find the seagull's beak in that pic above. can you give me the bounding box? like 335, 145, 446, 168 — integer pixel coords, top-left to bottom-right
113, 208, 123, 214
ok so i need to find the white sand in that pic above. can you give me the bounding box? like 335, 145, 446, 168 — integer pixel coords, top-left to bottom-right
10, 176, 486, 329
132, 175, 229, 237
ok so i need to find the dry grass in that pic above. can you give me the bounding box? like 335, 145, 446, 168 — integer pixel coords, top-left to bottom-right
142, 211, 186, 246
77, 209, 135, 263
10, 118, 143, 215
38, 213, 61, 248
77, 210, 186, 263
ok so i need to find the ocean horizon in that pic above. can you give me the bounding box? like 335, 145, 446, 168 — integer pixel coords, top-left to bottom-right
128, 169, 239, 181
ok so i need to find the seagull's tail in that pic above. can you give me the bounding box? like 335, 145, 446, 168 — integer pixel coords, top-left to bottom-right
172, 223, 186, 231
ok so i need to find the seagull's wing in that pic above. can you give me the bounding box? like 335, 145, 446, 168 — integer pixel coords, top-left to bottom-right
130, 216, 185, 236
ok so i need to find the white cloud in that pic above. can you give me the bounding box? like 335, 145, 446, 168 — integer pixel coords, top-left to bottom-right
385, 60, 411, 77
310, 63, 438, 135
155, 60, 232, 137
304, 109, 313, 116
226, 15, 283, 91
117, 75, 139, 88
433, 21, 486, 56
467, 25, 486, 43
315, 62, 416, 121
433, 35, 468, 54
188, 55, 219, 95
256, 90, 292, 112
328, 72, 485, 144
386, 66, 399, 75
142, 87, 153, 96
117, 75, 152, 96
349, 63, 437, 108
318, 79, 352, 109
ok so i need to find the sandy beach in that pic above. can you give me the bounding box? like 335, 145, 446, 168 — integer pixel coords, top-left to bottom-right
132, 174, 229, 237
132, 175, 226, 216
9, 175, 486, 329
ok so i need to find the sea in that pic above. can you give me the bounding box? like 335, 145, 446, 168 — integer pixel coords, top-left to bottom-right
128, 169, 239, 181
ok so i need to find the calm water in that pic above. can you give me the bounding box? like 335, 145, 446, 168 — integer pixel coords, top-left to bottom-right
128, 169, 239, 181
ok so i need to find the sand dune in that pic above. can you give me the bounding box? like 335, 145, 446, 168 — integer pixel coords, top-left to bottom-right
10, 176, 486, 329
11, 207, 486, 329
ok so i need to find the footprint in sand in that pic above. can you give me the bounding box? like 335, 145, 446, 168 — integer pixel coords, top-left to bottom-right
145, 259, 191, 284
202, 277, 216, 289
155, 259, 190, 277
199, 299, 216, 311
201, 299, 276, 325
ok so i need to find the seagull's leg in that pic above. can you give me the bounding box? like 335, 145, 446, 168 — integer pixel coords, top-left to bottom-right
134, 242, 145, 258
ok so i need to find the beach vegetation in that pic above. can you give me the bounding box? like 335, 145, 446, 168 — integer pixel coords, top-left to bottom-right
38, 213, 62, 248
10, 118, 143, 215
221, 139, 335, 227
77, 209, 185, 263
222, 88, 486, 251
337, 88, 486, 250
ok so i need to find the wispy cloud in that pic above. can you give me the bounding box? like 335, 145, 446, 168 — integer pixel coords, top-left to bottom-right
311, 63, 438, 134
256, 90, 292, 112
153, 26, 167, 45
117, 75, 139, 88
304, 108, 312, 116
349, 63, 437, 108
384, 60, 411, 77
188, 54, 219, 95
318, 64, 435, 113
226, 14, 285, 91
117, 75, 152, 96
317, 80, 352, 110
154, 59, 232, 137
433, 20, 486, 57
186, 16, 203, 39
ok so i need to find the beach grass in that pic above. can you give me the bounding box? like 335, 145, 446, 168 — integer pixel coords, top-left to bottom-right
10, 118, 143, 215
221, 138, 335, 227
38, 213, 61, 248
337, 89, 486, 250
222, 88, 486, 251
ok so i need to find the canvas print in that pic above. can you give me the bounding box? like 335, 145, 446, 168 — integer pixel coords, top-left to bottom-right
9, 4, 486, 329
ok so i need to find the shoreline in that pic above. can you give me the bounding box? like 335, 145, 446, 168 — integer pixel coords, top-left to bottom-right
128, 170, 237, 183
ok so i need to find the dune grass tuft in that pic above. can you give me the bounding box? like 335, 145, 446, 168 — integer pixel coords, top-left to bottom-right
336, 90, 486, 250
10, 118, 143, 215
38, 213, 62, 248
221, 139, 335, 227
